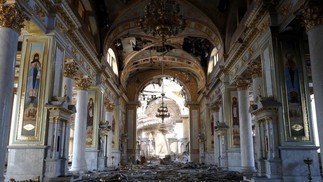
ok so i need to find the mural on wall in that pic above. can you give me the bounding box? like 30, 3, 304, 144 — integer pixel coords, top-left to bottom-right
19, 41, 46, 139
231, 92, 240, 146
281, 39, 309, 141
86, 90, 96, 147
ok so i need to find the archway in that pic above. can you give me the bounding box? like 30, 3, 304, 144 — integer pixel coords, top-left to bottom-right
136, 77, 189, 162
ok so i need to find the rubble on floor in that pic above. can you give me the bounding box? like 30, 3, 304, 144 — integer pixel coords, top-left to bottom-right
72, 160, 243, 182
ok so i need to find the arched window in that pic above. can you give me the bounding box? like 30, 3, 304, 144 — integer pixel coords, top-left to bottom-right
107, 48, 118, 76
207, 48, 219, 75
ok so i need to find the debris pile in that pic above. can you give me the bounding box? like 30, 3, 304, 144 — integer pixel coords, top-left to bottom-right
73, 161, 243, 182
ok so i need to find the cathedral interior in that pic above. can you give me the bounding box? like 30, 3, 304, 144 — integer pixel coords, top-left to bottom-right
0, 0, 323, 181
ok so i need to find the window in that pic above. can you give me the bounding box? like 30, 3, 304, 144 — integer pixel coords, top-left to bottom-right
107, 48, 118, 76
207, 48, 219, 75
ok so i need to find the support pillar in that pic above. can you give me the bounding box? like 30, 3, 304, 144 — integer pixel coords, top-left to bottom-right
302, 4, 323, 169
125, 102, 139, 164
0, 2, 25, 181
104, 98, 114, 167
187, 103, 200, 163
62, 60, 77, 169
236, 78, 256, 174
70, 77, 92, 172
219, 82, 231, 169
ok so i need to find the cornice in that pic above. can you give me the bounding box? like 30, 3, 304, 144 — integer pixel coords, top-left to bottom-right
224, 2, 268, 74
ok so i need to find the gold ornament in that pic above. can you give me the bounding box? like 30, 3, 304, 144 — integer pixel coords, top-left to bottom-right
235, 77, 250, 90
64, 61, 78, 78
75, 76, 92, 90
104, 97, 114, 112
0, 1, 27, 32
302, 4, 323, 32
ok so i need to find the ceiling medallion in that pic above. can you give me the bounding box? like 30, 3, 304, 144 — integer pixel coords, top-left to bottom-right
139, 0, 186, 44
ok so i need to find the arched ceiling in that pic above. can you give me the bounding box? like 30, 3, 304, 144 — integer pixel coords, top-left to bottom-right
93, 0, 231, 100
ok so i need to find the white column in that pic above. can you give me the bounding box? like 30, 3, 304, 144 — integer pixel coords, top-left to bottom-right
105, 109, 113, 167
303, 7, 323, 167
70, 87, 89, 171
0, 27, 21, 181
236, 79, 256, 173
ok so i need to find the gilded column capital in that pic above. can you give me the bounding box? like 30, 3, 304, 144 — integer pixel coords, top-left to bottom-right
0, 1, 27, 32
212, 105, 220, 112
64, 61, 78, 78
104, 97, 114, 112
75, 76, 92, 90
249, 61, 262, 78
301, 3, 323, 32
235, 77, 250, 91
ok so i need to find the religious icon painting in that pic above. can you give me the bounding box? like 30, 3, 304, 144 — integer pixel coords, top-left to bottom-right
16, 37, 49, 142
85, 88, 100, 148
230, 91, 240, 147
279, 38, 310, 142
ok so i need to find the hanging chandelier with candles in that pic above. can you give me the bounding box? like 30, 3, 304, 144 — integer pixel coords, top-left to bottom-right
139, 0, 186, 44
155, 92, 170, 121
156, 77, 170, 135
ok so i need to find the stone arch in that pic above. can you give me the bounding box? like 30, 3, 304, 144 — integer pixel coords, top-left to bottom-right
126, 69, 199, 102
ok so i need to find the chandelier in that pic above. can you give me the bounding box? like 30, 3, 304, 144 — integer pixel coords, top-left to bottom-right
155, 92, 170, 122
139, 0, 186, 44
155, 62, 170, 129
156, 82, 170, 135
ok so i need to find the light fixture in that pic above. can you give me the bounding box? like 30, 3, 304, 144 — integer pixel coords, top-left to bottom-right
139, 0, 186, 44
155, 63, 170, 134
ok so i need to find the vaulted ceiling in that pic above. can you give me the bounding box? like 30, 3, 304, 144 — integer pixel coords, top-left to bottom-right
82, 0, 238, 100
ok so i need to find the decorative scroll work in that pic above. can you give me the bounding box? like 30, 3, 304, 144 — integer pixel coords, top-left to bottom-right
301, 3, 323, 32
0, 1, 27, 32
64, 60, 78, 78
75, 76, 92, 90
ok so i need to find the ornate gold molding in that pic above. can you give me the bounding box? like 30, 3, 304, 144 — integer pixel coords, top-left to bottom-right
75, 76, 92, 90
302, 3, 323, 32
235, 77, 250, 91
104, 97, 114, 112
0, 1, 27, 32
249, 61, 262, 78
212, 104, 220, 112
64, 61, 78, 78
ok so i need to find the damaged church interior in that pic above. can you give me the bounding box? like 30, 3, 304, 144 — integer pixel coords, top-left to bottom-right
0, 0, 323, 181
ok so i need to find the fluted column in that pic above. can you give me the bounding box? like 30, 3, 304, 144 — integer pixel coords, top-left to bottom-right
302, 3, 323, 167
70, 76, 92, 172
0, 2, 26, 180
235, 78, 256, 173
104, 97, 114, 167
